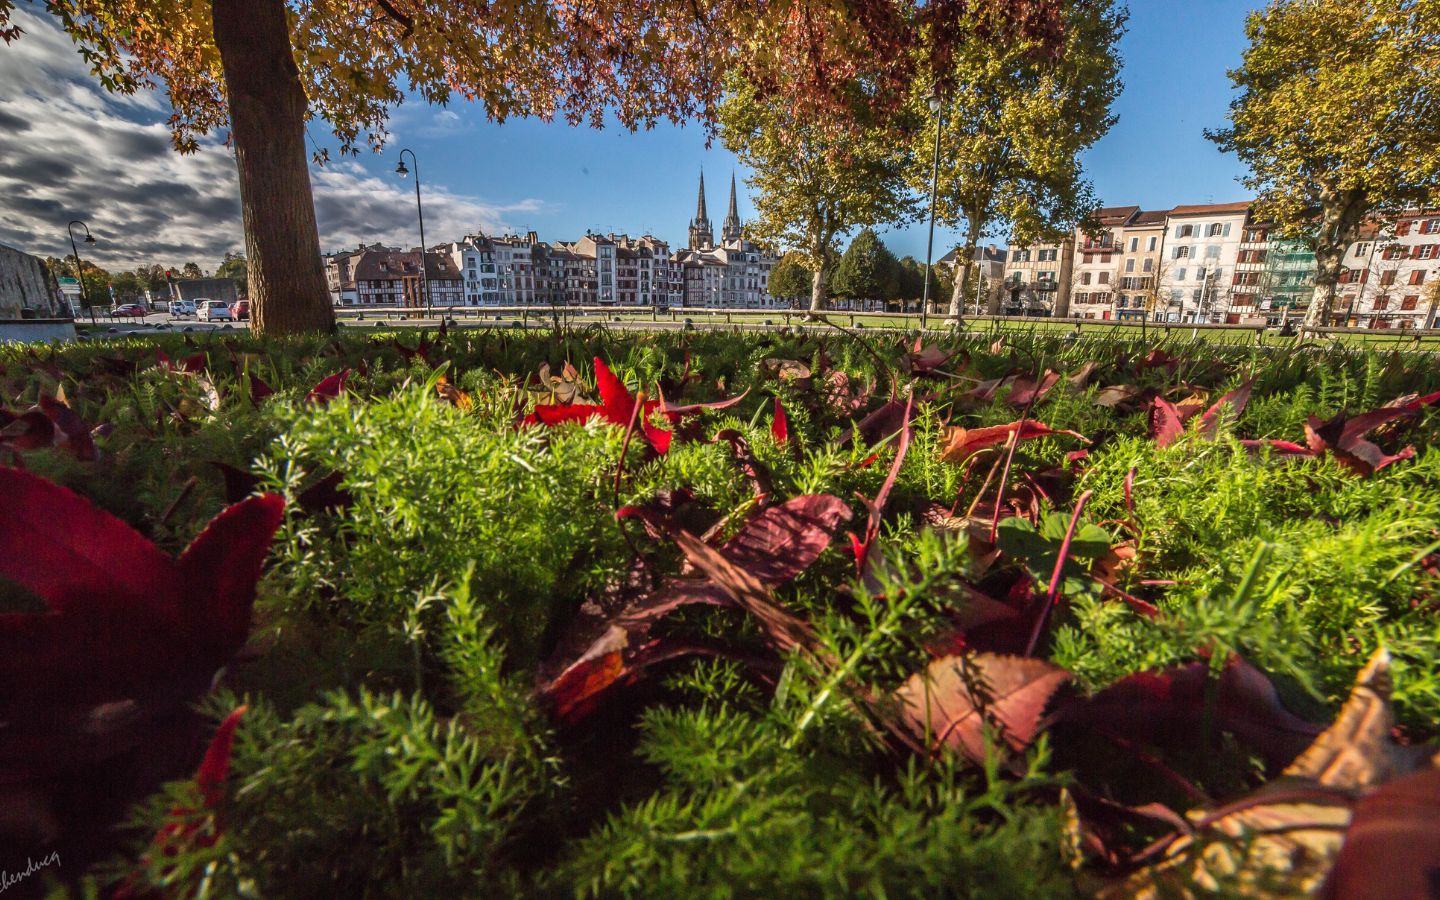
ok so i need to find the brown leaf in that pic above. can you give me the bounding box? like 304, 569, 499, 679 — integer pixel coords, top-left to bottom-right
894, 653, 1071, 764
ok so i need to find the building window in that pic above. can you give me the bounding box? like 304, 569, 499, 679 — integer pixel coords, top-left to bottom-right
1381, 270, 1397, 286
1176, 268, 1187, 281
1402, 295, 1420, 310
1374, 296, 1389, 311
1098, 271, 1110, 284
1143, 258, 1154, 273
1208, 223, 1225, 237
1038, 249, 1057, 262
1125, 258, 1136, 273
1354, 243, 1371, 258
1129, 237, 1139, 252
1206, 245, 1221, 258
1422, 219, 1440, 234
1419, 245, 1437, 259
1148, 236, 1158, 251
1174, 246, 1191, 259
1411, 270, 1428, 285
1177, 225, 1195, 238
1081, 272, 1092, 285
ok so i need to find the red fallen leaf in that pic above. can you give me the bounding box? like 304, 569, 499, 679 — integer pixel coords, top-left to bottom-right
113, 707, 248, 900
306, 369, 351, 405
0, 395, 102, 461
939, 420, 1089, 464
527, 358, 745, 455
903, 338, 954, 376
1304, 406, 1419, 476
248, 373, 274, 404
1320, 765, 1440, 899
0, 469, 285, 716
895, 653, 1072, 763
539, 495, 851, 721
1067, 361, 1101, 392
212, 462, 352, 516
1240, 438, 1319, 458
850, 393, 914, 576
1135, 347, 1183, 375
771, 396, 789, 444
1151, 397, 1185, 448
655, 389, 749, 420
1007, 370, 1061, 407
673, 528, 815, 653
155, 348, 208, 374
1196, 378, 1254, 439
1045, 656, 1324, 769
839, 397, 911, 447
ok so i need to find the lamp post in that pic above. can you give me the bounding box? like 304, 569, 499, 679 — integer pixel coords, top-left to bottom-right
67, 220, 96, 324
395, 149, 432, 317
920, 92, 943, 331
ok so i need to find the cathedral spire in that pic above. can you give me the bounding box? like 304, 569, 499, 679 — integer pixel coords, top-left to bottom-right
721, 171, 743, 244
688, 170, 713, 250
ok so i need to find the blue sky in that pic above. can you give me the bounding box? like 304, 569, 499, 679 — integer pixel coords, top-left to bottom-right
1, 0, 1264, 269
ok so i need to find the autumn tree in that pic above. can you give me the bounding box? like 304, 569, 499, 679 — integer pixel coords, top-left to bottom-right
768, 252, 813, 304
719, 78, 915, 315
913, 0, 1122, 320
1, 0, 1064, 336
1208, 0, 1440, 329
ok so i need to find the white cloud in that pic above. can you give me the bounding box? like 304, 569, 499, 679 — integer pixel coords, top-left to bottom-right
0, 5, 538, 270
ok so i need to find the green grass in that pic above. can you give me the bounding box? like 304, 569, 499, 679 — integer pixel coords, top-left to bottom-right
4, 326, 1438, 896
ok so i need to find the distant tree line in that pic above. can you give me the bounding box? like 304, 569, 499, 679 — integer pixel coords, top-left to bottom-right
767, 228, 951, 309
43, 252, 246, 308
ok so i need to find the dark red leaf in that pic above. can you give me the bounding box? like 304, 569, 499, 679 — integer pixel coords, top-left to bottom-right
1007, 370, 1061, 407
539, 494, 850, 721
248, 373, 274, 404
1197, 379, 1254, 439
1321, 766, 1440, 899
1304, 408, 1417, 476
306, 369, 351, 405
895, 653, 1072, 763
1150, 397, 1185, 448
1046, 656, 1323, 768
940, 420, 1088, 464
0, 469, 284, 712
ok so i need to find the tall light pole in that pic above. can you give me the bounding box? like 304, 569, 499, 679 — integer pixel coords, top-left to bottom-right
67, 220, 96, 324
920, 92, 943, 331
395, 149, 432, 317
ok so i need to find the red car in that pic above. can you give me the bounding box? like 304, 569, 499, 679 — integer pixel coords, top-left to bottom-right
231, 300, 251, 320
111, 303, 147, 317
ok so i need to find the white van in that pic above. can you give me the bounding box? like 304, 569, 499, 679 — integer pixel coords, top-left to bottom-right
170, 299, 197, 319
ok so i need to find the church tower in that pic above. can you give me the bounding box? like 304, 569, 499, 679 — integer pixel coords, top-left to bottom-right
688, 171, 714, 250
721, 172, 744, 244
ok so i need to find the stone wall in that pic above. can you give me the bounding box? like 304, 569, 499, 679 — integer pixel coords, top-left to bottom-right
0, 243, 65, 318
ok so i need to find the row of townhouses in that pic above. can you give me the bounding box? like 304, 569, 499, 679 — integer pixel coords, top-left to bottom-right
322, 174, 781, 311
1003, 203, 1440, 329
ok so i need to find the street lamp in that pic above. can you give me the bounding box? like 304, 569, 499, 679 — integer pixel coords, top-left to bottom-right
920, 92, 943, 332
395, 149, 432, 317
67, 220, 97, 324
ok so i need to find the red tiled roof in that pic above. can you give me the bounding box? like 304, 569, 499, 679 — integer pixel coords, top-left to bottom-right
1168, 201, 1253, 216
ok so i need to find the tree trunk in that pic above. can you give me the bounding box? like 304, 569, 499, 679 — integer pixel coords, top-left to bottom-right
212, 0, 334, 335
948, 223, 985, 320
808, 256, 831, 315
1303, 186, 1368, 330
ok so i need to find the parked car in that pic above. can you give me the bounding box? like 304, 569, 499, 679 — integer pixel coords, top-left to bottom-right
111, 303, 147, 317
199, 300, 235, 322
169, 299, 197, 319
230, 299, 250, 320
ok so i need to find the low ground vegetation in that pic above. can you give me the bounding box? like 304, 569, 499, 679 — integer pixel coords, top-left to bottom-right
2, 327, 1438, 896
